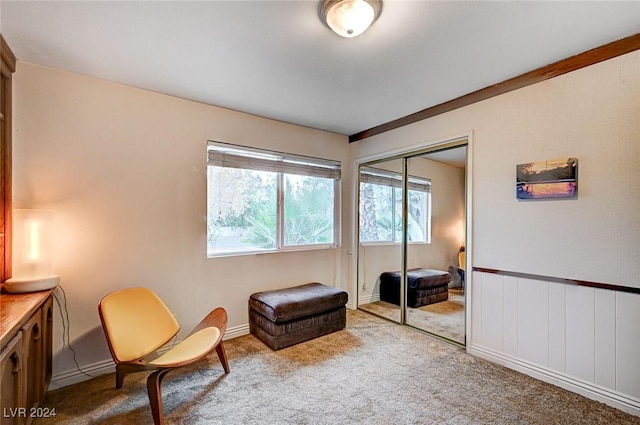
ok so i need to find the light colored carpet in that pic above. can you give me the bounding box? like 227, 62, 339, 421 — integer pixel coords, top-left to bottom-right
37, 310, 638, 425
360, 289, 465, 343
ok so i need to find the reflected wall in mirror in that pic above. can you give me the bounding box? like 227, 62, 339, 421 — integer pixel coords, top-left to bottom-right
405, 148, 466, 344
357, 158, 403, 324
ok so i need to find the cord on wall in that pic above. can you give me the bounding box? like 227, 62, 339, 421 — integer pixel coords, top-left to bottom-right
53, 285, 94, 379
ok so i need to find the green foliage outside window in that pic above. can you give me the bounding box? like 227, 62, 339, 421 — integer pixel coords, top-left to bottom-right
207, 167, 335, 255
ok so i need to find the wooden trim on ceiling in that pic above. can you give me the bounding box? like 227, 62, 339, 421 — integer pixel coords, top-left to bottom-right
473, 267, 640, 295
349, 32, 640, 143
1, 35, 17, 75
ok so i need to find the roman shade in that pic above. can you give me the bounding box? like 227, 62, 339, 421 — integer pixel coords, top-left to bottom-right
207, 141, 341, 180
360, 166, 431, 192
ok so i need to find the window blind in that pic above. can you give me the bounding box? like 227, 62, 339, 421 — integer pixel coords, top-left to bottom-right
207, 141, 341, 180
360, 166, 431, 192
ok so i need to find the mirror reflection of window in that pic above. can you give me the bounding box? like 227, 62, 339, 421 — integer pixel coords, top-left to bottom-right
359, 167, 431, 244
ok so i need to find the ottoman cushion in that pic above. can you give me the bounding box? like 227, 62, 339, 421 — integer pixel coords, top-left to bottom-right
249, 282, 348, 350
249, 282, 348, 322
380, 268, 451, 290
379, 268, 450, 308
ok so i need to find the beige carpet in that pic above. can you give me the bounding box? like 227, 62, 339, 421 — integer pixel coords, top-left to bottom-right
360, 289, 465, 343
37, 310, 638, 425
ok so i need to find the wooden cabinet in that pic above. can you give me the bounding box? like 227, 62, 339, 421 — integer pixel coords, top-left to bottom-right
23, 312, 43, 418
41, 296, 53, 395
1, 34, 16, 283
0, 290, 53, 425
1, 332, 24, 425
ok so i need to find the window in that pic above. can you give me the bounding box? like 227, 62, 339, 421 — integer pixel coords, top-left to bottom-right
207, 142, 340, 256
359, 167, 431, 244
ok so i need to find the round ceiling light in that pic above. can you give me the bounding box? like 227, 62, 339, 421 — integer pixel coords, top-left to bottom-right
319, 0, 382, 38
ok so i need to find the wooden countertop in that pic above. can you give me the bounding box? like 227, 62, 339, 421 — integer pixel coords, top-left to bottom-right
0, 288, 54, 348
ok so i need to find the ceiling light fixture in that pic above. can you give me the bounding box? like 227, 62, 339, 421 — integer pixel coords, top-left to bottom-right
319, 0, 382, 38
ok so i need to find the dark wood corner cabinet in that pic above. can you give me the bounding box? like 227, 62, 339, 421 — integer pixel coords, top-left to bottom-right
0, 290, 54, 425
1, 36, 54, 425
1, 34, 16, 284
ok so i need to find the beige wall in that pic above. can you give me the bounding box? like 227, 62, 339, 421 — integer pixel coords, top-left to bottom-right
407, 156, 465, 272
12, 62, 349, 383
349, 50, 640, 289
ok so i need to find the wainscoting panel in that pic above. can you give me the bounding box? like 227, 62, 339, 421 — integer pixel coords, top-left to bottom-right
616, 291, 640, 399
548, 281, 566, 373
502, 276, 518, 357
481, 272, 504, 351
469, 270, 640, 416
565, 285, 595, 383
595, 288, 616, 389
517, 277, 548, 368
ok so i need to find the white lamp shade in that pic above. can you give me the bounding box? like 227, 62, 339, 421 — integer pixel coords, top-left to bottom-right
4, 209, 59, 293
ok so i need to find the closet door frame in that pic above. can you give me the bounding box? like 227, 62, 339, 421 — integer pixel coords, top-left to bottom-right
353, 132, 473, 347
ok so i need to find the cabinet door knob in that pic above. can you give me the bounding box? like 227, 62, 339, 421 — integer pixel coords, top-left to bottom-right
33, 323, 41, 341
11, 351, 21, 374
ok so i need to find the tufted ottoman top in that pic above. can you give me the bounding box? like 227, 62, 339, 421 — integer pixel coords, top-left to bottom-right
249, 283, 348, 323
380, 268, 450, 289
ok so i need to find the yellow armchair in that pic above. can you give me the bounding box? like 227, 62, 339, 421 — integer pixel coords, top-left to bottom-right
98, 287, 230, 425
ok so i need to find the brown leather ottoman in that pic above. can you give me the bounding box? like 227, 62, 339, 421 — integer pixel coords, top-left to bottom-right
379, 268, 450, 308
249, 283, 348, 350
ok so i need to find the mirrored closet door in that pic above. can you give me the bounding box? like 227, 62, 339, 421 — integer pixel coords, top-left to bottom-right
357, 143, 467, 345
357, 158, 404, 324
404, 149, 466, 344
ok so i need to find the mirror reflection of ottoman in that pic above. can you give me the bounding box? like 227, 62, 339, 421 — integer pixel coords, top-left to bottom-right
249, 283, 348, 350
379, 268, 450, 308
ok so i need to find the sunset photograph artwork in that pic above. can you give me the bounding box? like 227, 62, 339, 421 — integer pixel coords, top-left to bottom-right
516, 157, 578, 200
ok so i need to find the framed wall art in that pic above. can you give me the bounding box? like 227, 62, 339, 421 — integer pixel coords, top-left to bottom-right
516, 157, 578, 200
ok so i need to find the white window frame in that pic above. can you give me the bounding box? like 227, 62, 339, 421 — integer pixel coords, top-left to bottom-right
207, 141, 341, 257
359, 166, 431, 246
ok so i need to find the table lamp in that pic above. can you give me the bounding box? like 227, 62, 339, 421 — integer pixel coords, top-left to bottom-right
4, 209, 60, 293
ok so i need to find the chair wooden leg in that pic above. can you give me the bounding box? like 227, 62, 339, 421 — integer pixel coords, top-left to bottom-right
216, 342, 230, 374
115, 365, 125, 389
147, 369, 171, 425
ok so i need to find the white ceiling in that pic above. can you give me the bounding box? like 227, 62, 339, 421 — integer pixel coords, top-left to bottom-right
1, 1, 639, 136
422, 147, 466, 169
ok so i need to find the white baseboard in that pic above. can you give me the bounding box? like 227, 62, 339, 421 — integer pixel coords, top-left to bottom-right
49, 358, 115, 390
49, 322, 252, 390
358, 293, 380, 305
224, 323, 250, 340
469, 343, 640, 417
